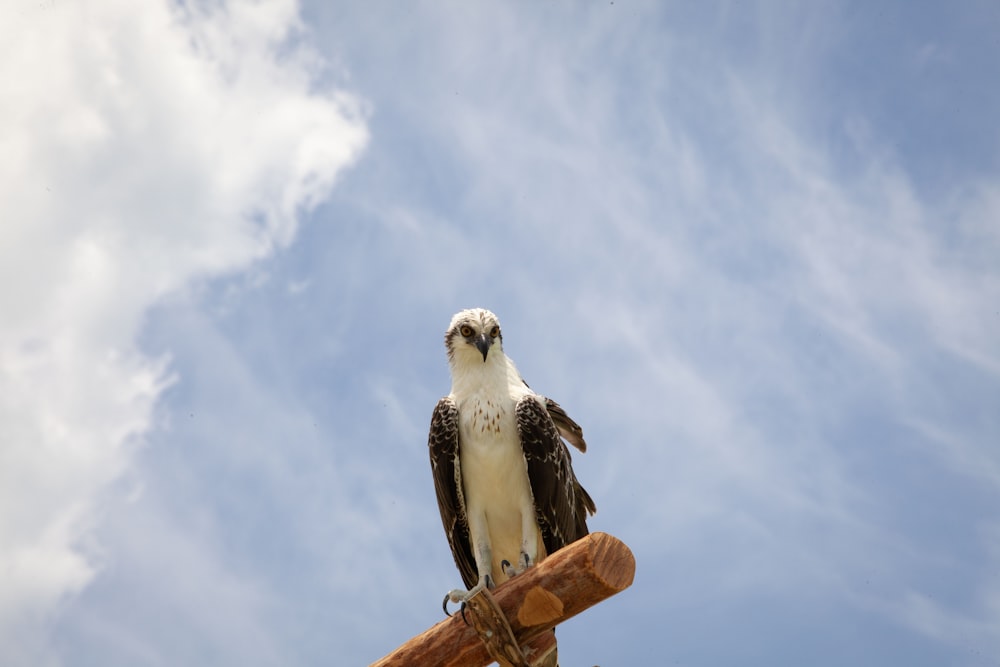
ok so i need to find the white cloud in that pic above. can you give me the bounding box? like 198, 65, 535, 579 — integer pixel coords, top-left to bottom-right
0, 0, 366, 662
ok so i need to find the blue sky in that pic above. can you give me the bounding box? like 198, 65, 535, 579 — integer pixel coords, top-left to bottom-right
2, 1, 999, 665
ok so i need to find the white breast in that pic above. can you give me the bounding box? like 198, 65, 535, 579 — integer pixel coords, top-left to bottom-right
450, 354, 542, 583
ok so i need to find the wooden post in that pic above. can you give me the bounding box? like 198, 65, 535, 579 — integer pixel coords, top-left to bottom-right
370, 532, 635, 667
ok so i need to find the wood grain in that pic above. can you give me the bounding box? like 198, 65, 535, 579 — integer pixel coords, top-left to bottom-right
370, 532, 635, 667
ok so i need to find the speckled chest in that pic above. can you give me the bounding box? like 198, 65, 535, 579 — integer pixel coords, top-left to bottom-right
458, 392, 512, 439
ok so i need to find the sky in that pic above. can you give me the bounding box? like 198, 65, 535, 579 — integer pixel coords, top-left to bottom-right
1, 1, 999, 665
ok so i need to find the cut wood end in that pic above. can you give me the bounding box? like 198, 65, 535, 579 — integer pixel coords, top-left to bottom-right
517, 586, 564, 627
588, 532, 636, 592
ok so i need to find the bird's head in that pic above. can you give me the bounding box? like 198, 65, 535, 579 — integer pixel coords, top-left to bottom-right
445, 308, 503, 365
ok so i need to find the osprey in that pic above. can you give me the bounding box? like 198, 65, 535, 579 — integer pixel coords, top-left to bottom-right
428, 308, 596, 617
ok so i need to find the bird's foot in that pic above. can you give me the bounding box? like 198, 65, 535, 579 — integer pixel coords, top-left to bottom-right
500, 551, 532, 578
442, 574, 494, 621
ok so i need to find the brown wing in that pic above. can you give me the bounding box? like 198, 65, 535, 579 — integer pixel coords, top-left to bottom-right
428, 397, 477, 589
545, 397, 587, 452
516, 396, 596, 557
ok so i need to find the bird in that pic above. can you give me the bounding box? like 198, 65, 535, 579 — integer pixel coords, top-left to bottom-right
428, 308, 596, 631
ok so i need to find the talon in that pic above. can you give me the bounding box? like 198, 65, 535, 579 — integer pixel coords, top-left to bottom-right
443, 596, 471, 624
442, 588, 468, 618
442, 576, 491, 622
500, 553, 533, 579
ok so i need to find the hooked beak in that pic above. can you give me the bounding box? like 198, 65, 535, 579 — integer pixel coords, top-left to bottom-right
474, 333, 492, 362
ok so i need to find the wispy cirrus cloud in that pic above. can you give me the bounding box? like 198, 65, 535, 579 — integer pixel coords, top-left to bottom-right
307, 4, 1000, 661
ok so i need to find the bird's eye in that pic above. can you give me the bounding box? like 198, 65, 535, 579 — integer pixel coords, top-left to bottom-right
490, 326, 499, 338
460, 325, 474, 337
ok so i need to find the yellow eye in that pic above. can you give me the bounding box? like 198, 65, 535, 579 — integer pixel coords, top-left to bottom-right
490, 326, 500, 338
460, 325, 474, 337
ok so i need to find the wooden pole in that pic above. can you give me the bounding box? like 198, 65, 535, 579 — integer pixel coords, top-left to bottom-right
370, 532, 635, 667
